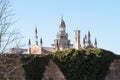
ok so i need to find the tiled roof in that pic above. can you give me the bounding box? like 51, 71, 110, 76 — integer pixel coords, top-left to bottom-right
30, 45, 55, 54
42, 47, 55, 54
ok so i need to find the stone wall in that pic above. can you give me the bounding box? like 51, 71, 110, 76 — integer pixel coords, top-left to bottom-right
105, 59, 120, 80
42, 59, 66, 80
0, 54, 120, 80
0, 54, 25, 80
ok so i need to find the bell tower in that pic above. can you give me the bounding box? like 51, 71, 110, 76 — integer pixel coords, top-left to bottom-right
74, 30, 80, 49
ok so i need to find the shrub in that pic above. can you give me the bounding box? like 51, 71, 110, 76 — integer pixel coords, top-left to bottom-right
21, 54, 52, 80
53, 48, 115, 80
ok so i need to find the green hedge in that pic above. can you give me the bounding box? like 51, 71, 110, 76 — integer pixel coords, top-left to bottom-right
21, 54, 52, 80
20, 48, 116, 80
53, 48, 115, 80
0, 49, 116, 80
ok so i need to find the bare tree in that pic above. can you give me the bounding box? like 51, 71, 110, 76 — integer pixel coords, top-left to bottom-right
0, 0, 21, 53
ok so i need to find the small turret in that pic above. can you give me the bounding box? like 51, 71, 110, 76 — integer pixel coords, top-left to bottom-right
88, 31, 91, 46
35, 27, 38, 45
40, 37, 43, 47
83, 34, 87, 48
28, 39, 31, 46
88, 31, 90, 38
83, 37, 85, 48
28, 39, 31, 54
94, 38, 97, 48
35, 27, 38, 34
85, 34, 87, 40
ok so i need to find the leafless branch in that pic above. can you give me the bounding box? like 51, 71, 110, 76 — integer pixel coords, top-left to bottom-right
0, 0, 22, 53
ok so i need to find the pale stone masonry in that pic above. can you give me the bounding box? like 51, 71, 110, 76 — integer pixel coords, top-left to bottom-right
0, 54, 120, 80
105, 59, 120, 80
42, 59, 66, 80
74, 30, 80, 49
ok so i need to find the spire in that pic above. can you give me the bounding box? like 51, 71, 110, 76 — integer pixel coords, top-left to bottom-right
85, 34, 87, 40
59, 15, 66, 32
61, 14, 63, 22
88, 30, 90, 38
40, 37, 43, 47
35, 27, 38, 45
35, 27, 38, 34
84, 34, 87, 45
28, 39, 31, 54
83, 37, 85, 48
88, 30, 91, 45
61, 15, 65, 25
28, 38, 31, 46
94, 38, 97, 48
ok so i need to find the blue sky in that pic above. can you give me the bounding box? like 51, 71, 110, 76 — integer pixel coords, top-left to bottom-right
11, 0, 120, 54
